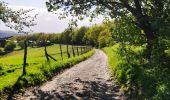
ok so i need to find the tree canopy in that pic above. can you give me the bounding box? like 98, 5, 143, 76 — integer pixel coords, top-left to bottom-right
46, 0, 170, 59
0, 1, 36, 33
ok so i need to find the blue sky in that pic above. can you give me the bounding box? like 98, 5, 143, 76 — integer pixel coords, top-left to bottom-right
1, 0, 103, 33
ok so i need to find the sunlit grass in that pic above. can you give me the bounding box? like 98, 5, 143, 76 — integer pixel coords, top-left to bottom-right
0, 45, 94, 93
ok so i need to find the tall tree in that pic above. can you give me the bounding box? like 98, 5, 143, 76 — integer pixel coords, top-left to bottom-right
72, 26, 88, 45
46, 0, 170, 59
0, 1, 36, 32
0, 1, 36, 75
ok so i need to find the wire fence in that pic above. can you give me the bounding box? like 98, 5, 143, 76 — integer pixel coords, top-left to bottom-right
44, 44, 92, 62
0, 44, 92, 76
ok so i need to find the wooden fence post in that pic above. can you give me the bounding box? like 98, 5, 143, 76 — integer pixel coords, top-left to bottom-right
72, 45, 75, 57
85, 47, 86, 52
60, 44, 63, 60
44, 41, 57, 62
77, 46, 79, 56
67, 44, 70, 58
23, 40, 27, 75
45, 43, 50, 62
81, 47, 83, 54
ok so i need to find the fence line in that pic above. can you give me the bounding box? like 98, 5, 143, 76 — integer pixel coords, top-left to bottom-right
45, 44, 92, 62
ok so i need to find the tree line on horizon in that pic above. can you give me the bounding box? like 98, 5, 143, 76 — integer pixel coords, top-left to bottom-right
9, 22, 114, 49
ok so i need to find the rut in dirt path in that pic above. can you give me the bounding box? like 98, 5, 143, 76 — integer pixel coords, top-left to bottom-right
16, 49, 125, 100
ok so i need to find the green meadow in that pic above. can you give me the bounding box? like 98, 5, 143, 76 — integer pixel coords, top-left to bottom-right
0, 44, 73, 65
0, 44, 93, 93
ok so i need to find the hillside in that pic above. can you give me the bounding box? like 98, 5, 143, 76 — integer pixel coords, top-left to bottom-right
0, 30, 21, 38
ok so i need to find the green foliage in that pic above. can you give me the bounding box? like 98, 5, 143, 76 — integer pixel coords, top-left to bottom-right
4, 42, 16, 52
98, 23, 114, 48
0, 64, 2, 70
16, 33, 59, 48
18, 41, 25, 49
0, 48, 3, 54
61, 28, 72, 44
71, 26, 88, 45
104, 44, 170, 99
0, 1, 36, 32
83, 25, 104, 47
14, 22, 114, 48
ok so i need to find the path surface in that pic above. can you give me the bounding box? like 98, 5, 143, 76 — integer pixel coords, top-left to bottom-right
15, 50, 125, 100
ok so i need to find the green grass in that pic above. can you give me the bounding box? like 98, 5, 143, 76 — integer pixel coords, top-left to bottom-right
103, 44, 170, 99
0, 44, 83, 74
0, 44, 74, 64
0, 44, 94, 94
102, 44, 120, 78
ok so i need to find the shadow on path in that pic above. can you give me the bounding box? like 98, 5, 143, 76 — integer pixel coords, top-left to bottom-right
30, 78, 123, 100
7, 74, 24, 100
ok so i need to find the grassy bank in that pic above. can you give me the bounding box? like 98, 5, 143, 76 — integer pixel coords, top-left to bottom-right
0, 45, 94, 96
103, 44, 170, 99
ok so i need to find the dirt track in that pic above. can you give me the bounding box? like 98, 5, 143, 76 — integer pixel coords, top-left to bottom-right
15, 49, 125, 100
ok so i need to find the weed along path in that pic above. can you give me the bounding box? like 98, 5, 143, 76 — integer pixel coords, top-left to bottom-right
16, 49, 124, 100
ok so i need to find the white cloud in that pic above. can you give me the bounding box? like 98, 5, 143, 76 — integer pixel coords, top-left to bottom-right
1, 5, 104, 33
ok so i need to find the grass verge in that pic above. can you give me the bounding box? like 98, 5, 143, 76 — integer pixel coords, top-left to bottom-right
103, 44, 170, 99
0, 49, 94, 98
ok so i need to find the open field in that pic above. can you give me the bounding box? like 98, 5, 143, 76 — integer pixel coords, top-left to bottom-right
0, 44, 83, 74
0, 44, 93, 94
0, 44, 77, 65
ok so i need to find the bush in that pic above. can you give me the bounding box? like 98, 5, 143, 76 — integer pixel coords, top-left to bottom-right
103, 45, 170, 99
0, 48, 3, 54
4, 42, 16, 52
0, 64, 2, 70
18, 41, 25, 49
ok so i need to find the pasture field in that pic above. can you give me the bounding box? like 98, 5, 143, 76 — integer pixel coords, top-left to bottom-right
0, 44, 76, 65
0, 44, 93, 93
0, 44, 82, 73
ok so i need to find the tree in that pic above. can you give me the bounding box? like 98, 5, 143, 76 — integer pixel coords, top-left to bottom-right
0, 1, 36, 32
4, 41, 16, 52
98, 27, 113, 48
46, 1, 170, 98
0, 1, 36, 75
61, 28, 72, 44
72, 26, 88, 45
46, 0, 170, 59
83, 25, 104, 47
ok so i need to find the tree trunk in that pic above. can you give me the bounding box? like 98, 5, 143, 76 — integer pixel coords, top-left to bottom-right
136, 15, 156, 59
143, 29, 155, 59
23, 40, 27, 75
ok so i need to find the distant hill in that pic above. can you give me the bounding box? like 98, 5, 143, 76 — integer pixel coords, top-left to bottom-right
0, 30, 23, 38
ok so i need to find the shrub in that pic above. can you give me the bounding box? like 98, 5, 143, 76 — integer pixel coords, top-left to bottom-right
0, 48, 3, 54
4, 42, 16, 52
103, 45, 170, 99
18, 41, 25, 49
0, 64, 2, 70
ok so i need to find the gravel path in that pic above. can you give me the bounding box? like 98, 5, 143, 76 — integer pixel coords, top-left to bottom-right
15, 49, 125, 100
